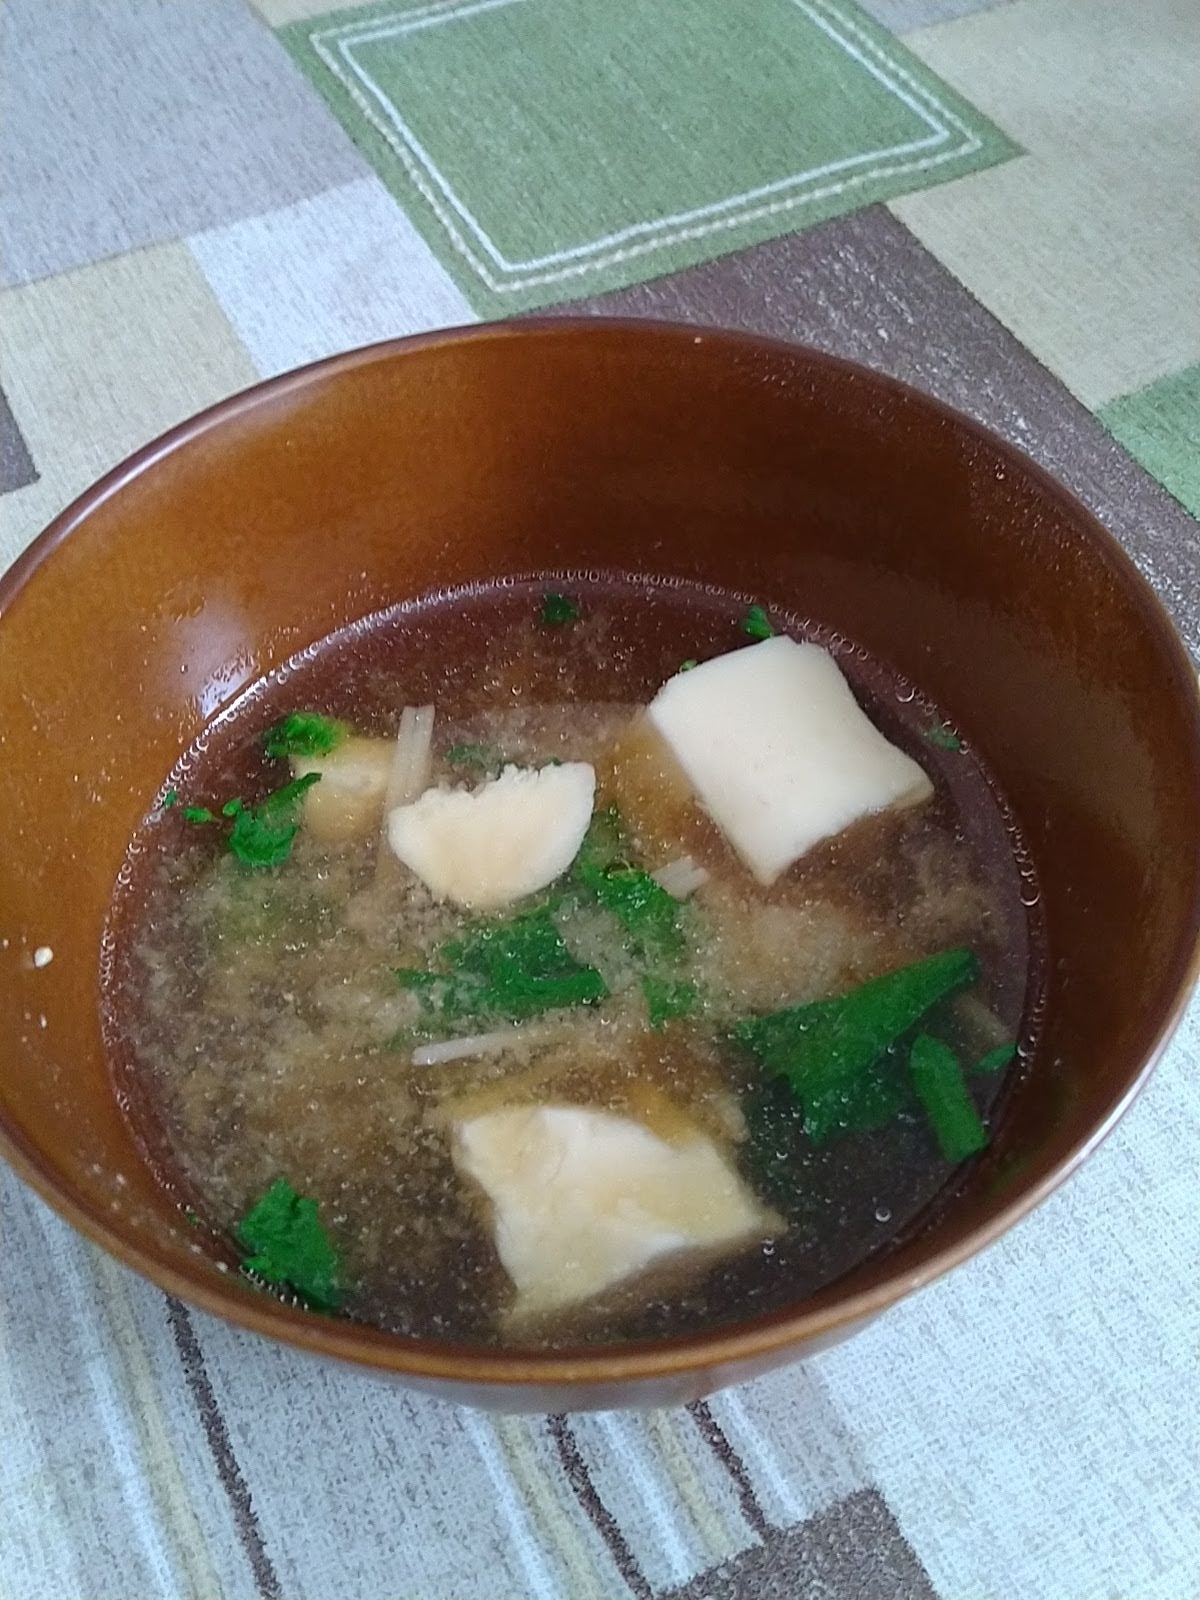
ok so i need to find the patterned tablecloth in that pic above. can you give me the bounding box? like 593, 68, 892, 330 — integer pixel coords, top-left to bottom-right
2, 2, 1198, 1596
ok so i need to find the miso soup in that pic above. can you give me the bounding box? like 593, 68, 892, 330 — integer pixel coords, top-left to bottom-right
104, 576, 1041, 1348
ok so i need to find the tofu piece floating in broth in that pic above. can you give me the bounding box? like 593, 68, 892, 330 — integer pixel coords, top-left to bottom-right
291, 736, 394, 843
452, 1103, 778, 1320
387, 761, 595, 910
647, 636, 933, 884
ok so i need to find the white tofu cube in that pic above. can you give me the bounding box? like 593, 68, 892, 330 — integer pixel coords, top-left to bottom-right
646, 636, 933, 884
387, 762, 596, 910
292, 736, 394, 843
452, 1105, 776, 1320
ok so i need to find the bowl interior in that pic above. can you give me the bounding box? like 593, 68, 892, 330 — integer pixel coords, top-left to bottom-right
1, 321, 1198, 1403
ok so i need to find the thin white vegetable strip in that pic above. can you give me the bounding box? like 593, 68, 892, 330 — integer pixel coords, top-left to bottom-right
412, 1028, 547, 1068
374, 704, 434, 881
384, 704, 435, 811
952, 992, 1012, 1050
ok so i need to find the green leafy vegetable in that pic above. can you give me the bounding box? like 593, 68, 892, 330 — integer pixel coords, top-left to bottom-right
222, 773, 321, 869
973, 1041, 1017, 1076
734, 948, 978, 1096
540, 592, 581, 627
162, 789, 179, 809
393, 967, 450, 998
235, 1178, 342, 1310
748, 1041, 912, 1152
393, 964, 479, 1023
397, 905, 608, 1026
740, 604, 774, 641
178, 774, 321, 867
732, 948, 978, 1143
578, 862, 684, 958
642, 975, 699, 1030
572, 804, 628, 880
183, 1206, 201, 1228
262, 712, 348, 760
679, 658, 699, 673
925, 720, 962, 752
565, 804, 698, 1013
445, 742, 504, 772
801, 1052, 911, 1145
745, 1059, 913, 1195
445, 908, 609, 1017
909, 1033, 988, 1162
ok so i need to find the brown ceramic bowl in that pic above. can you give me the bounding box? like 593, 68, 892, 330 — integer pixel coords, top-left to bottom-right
2, 320, 1198, 1411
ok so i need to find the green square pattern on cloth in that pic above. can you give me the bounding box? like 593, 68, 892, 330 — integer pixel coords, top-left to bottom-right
1099, 362, 1200, 520
282, 0, 1018, 315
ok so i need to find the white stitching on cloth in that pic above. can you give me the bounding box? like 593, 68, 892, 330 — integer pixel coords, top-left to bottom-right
306, 0, 983, 293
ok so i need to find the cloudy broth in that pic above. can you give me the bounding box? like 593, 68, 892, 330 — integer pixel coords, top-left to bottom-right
104, 576, 1040, 1348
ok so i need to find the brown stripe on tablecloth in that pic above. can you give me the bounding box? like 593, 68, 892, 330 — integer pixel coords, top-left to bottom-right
686, 1400, 772, 1540
661, 1488, 938, 1600
0, 383, 37, 494
165, 1298, 284, 1600
550, 205, 1200, 657
547, 1413, 654, 1600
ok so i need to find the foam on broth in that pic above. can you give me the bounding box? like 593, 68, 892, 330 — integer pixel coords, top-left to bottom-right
103, 575, 1041, 1348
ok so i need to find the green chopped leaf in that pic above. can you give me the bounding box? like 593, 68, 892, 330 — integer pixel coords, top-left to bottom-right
925, 720, 962, 752
801, 1051, 911, 1145
224, 772, 321, 869
540, 592, 581, 627
394, 967, 445, 995
734, 948, 978, 1094
909, 1033, 988, 1162
642, 975, 699, 1030
679, 658, 699, 673
178, 774, 321, 866
732, 948, 978, 1141
578, 862, 684, 958
262, 712, 348, 760
445, 907, 608, 1018
399, 905, 608, 1026
393, 964, 479, 1022
235, 1178, 341, 1310
740, 604, 774, 641
444, 742, 503, 772
183, 1205, 201, 1228
746, 1053, 915, 1202
572, 804, 628, 879
161, 789, 179, 809
972, 1041, 1017, 1076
